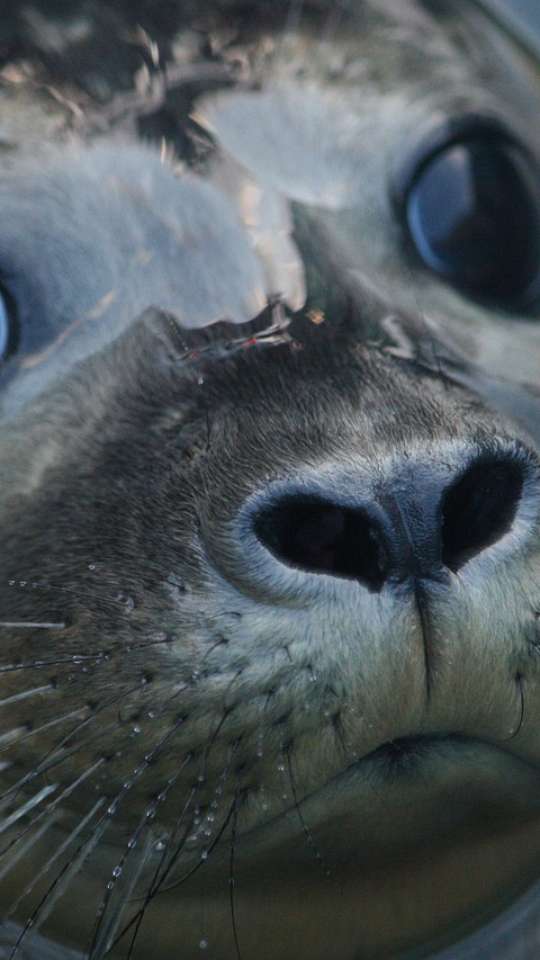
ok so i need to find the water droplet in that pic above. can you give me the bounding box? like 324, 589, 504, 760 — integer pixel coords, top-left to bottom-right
199, 939, 208, 950
88, 563, 97, 571
112, 865, 122, 879
155, 840, 166, 852
277, 763, 285, 772
200, 850, 208, 861
197, 376, 205, 386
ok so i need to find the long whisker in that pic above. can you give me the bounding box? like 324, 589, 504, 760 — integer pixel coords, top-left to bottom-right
229, 791, 243, 960
88, 829, 156, 960
88, 749, 193, 959
6, 798, 106, 918
114, 793, 237, 959
285, 748, 328, 875
8, 798, 110, 960
121, 784, 197, 960
0, 678, 147, 802
0, 759, 105, 859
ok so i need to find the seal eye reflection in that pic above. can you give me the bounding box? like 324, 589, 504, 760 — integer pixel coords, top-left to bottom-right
402, 124, 540, 308
0, 286, 17, 361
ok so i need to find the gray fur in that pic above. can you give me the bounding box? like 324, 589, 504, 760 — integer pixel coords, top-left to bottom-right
0, 2, 540, 959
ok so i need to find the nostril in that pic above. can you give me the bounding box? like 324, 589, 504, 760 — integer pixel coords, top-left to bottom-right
252, 496, 388, 591
250, 451, 529, 592
441, 455, 524, 572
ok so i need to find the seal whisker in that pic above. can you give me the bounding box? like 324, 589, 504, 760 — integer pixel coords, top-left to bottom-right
156, 743, 241, 898
6, 797, 106, 920
0, 718, 123, 806
151, 790, 237, 896
0, 680, 149, 801
88, 829, 156, 960
7, 796, 110, 960
0, 655, 107, 674
0, 758, 105, 859
0, 785, 58, 838
229, 789, 244, 960
0, 811, 62, 883
0, 682, 56, 708
285, 748, 328, 876
89, 753, 194, 959
118, 782, 198, 960
0, 707, 90, 759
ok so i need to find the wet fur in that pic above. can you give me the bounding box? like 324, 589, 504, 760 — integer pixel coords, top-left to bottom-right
1, 2, 540, 959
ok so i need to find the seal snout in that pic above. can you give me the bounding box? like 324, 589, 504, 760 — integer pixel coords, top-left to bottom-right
250, 448, 526, 591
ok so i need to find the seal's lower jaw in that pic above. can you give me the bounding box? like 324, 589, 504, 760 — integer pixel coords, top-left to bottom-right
197, 735, 540, 960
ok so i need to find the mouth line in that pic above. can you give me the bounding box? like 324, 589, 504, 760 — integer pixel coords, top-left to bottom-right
244, 731, 540, 841
342, 729, 540, 784
235, 732, 540, 856
213, 729, 540, 887
349, 731, 470, 776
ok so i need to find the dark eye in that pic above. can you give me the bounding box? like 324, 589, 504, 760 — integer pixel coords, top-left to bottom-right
397, 118, 540, 308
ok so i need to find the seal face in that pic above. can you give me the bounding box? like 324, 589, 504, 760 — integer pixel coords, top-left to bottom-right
1, 3, 540, 959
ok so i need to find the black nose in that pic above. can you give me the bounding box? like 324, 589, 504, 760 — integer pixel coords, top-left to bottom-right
252, 454, 525, 591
